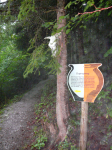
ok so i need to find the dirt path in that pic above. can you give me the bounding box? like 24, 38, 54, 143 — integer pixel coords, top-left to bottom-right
0, 75, 55, 150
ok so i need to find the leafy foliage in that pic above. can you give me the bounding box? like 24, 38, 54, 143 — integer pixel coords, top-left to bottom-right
0, 22, 29, 104
58, 136, 77, 150
18, 0, 36, 21
31, 130, 47, 150
0, 0, 58, 106
23, 43, 48, 78
98, 83, 112, 118
23, 43, 61, 78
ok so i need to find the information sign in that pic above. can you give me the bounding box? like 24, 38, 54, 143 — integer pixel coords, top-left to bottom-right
67, 63, 104, 103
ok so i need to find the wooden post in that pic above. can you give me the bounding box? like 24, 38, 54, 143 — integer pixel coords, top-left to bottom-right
79, 102, 88, 150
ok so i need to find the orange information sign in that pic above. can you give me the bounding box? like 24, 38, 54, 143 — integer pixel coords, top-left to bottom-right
67, 63, 104, 103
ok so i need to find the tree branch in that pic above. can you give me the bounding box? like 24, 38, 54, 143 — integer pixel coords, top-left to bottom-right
76, 5, 112, 16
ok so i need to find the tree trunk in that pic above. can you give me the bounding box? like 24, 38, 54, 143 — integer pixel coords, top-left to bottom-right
56, 0, 69, 141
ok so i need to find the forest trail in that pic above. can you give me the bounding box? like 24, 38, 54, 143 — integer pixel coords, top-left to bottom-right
0, 75, 55, 150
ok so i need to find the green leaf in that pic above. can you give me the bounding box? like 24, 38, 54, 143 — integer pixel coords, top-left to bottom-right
53, 23, 58, 29
71, 16, 78, 22
42, 22, 54, 28
108, 10, 112, 16
104, 47, 112, 57
66, 29, 71, 34
65, 1, 72, 9
59, 16, 65, 20
84, 0, 94, 12
108, 110, 112, 118
65, 1, 79, 9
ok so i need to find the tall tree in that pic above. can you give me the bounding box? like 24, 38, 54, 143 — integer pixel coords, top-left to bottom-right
56, 0, 69, 142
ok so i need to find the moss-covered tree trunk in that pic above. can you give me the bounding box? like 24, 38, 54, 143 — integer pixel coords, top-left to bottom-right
56, 0, 69, 141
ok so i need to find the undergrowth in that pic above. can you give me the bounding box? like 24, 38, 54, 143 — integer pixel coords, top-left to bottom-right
31, 77, 57, 150
97, 83, 112, 118
25, 77, 112, 149
58, 136, 77, 150
32, 77, 78, 150
31, 129, 47, 150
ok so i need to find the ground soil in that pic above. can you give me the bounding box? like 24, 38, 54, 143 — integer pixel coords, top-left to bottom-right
0, 74, 112, 150
0, 75, 55, 150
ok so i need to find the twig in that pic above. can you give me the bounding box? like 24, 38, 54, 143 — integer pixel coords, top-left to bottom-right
76, 5, 112, 16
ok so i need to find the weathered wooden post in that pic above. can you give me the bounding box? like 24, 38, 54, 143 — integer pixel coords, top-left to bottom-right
79, 102, 88, 150
67, 63, 104, 150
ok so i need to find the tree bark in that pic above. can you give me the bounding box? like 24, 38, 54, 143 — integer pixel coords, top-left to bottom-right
56, 0, 69, 141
